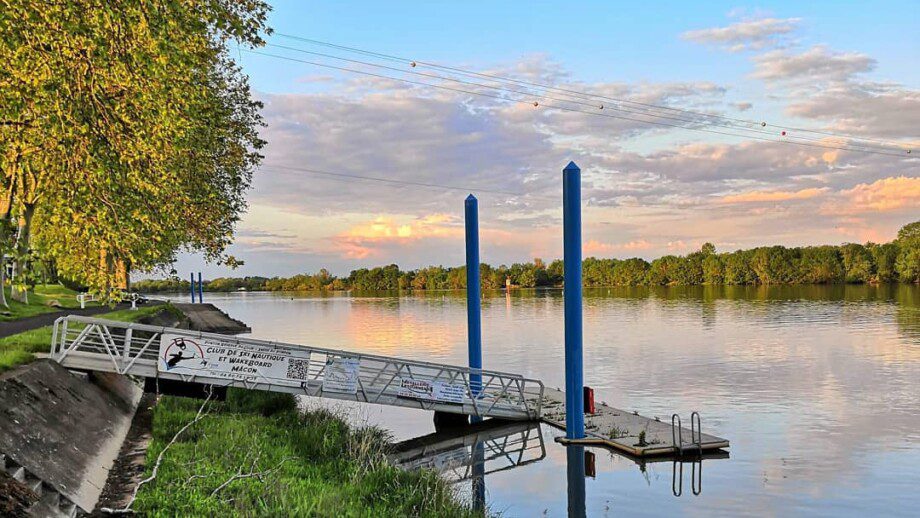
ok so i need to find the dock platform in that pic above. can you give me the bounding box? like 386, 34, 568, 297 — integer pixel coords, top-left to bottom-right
540, 388, 729, 457
172, 303, 250, 334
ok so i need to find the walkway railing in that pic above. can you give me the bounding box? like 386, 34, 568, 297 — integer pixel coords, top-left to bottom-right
50, 315, 544, 420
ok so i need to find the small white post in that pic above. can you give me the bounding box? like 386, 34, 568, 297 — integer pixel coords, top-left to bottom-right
79, 293, 86, 309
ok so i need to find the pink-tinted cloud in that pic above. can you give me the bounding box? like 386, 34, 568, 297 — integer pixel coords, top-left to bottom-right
333, 214, 462, 258
583, 239, 653, 256
719, 187, 829, 203
834, 176, 920, 213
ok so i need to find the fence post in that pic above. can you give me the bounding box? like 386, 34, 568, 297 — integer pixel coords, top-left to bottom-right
190, 272, 196, 303
198, 272, 204, 303
563, 161, 584, 439
465, 194, 483, 419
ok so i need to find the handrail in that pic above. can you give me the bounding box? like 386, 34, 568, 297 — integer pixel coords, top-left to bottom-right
50, 315, 544, 420
53, 315, 536, 381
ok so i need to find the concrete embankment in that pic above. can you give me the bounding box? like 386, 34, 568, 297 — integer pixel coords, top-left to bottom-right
0, 304, 223, 516
0, 361, 141, 516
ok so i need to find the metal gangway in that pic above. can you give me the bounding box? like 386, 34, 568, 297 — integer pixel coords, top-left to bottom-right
49, 315, 544, 421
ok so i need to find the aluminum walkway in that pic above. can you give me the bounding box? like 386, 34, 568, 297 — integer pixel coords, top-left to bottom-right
49, 315, 544, 421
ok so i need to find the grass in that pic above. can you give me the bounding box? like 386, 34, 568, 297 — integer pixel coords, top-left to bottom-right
0, 284, 96, 321
134, 390, 479, 517
0, 305, 168, 373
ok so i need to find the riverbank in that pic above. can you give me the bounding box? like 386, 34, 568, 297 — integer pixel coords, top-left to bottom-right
0, 284, 96, 322
129, 390, 477, 516
0, 305, 169, 373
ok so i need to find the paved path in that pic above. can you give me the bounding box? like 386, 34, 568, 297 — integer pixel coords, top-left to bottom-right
0, 302, 158, 338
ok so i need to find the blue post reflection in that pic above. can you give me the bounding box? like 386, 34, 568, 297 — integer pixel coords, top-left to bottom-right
566, 445, 586, 518
471, 438, 486, 513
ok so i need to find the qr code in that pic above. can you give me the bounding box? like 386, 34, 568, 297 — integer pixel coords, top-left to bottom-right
287, 359, 310, 380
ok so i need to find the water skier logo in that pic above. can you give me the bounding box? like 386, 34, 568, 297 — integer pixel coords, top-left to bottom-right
162, 337, 206, 371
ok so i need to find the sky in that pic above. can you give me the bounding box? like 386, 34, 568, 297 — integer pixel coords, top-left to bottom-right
172, 1, 919, 278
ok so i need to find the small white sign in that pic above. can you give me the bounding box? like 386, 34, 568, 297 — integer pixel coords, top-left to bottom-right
322, 357, 360, 394
398, 378, 466, 404
158, 334, 311, 386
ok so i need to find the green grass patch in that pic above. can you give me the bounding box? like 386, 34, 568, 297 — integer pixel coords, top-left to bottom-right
0, 305, 167, 373
133, 390, 478, 517
0, 284, 96, 322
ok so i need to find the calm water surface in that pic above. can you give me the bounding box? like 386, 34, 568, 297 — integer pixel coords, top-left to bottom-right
165, 285, 919, 517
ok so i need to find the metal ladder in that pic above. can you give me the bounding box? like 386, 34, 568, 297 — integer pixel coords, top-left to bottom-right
671, 411, 702, 456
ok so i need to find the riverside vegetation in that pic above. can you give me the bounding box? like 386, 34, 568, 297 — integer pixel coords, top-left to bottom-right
133, 390, 478, 517
136, 221, 920, 293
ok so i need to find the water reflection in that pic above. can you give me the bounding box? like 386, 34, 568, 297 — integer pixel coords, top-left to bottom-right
170, 285, 920, 516
389, 421, 546, 483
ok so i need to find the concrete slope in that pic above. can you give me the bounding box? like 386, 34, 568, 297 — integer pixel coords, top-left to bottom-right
0, 360, 141, 513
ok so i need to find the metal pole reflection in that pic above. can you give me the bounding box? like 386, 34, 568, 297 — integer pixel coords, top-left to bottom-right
472, 438, 486, 513
566, 445, 586, 518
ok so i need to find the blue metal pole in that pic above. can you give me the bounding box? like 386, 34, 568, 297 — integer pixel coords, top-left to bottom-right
198, 272, 204, 303
190, 272, 196, 303
465, 195, 483, 417
563, 161, 584, 439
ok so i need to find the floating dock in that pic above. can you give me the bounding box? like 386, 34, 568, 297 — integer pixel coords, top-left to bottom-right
540, 388, 729, 457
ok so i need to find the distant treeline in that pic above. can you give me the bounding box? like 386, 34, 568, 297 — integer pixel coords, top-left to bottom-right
134, 221, 920, 293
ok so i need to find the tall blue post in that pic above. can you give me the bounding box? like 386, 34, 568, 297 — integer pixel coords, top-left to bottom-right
465, 194, 483, 419
197, 272, 204, 303
190, 272, 196, 303
563, 161, 584, 439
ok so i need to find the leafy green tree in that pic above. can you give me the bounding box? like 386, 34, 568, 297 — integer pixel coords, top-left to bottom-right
1, 0, 270, 300
870, 243, 899, 283
896, 221, 920, 283
840, 243, 874, 283
798, 246, 844, 283
702, 254, 724, 284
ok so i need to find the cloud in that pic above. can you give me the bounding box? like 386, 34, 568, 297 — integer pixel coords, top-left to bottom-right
733, 102, 753, 112
785, 82, 920, 138
719, 187, 829, 203
583, 239, 653, 256
832, 176, 920, 213
212, 49, 918, 275
751, 45, 875, 84
333, 214, 462, 258
681, 18, 800, 52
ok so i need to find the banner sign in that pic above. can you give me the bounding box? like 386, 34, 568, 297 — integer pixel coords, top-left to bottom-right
158, 334, 312, 386
398, 378, 466, 404
322, 357, 360, 394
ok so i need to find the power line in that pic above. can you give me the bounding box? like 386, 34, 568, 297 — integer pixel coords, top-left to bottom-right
260, 164, 549, 199
272, 33, 913, 151
264, 42, 878, 151
244, 49, 909, 157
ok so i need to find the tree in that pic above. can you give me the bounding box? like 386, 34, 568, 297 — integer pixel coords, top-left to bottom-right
1, 1, 270, 300
870, 243, 899, 283
896, 221, 920, 283
840, 243, 874, 283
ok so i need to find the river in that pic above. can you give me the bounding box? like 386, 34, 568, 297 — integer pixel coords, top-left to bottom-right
158, 285, 919, 516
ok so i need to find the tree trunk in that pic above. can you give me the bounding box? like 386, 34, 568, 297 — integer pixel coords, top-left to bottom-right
0, 254, 7, 309
11, 203, 35, 304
